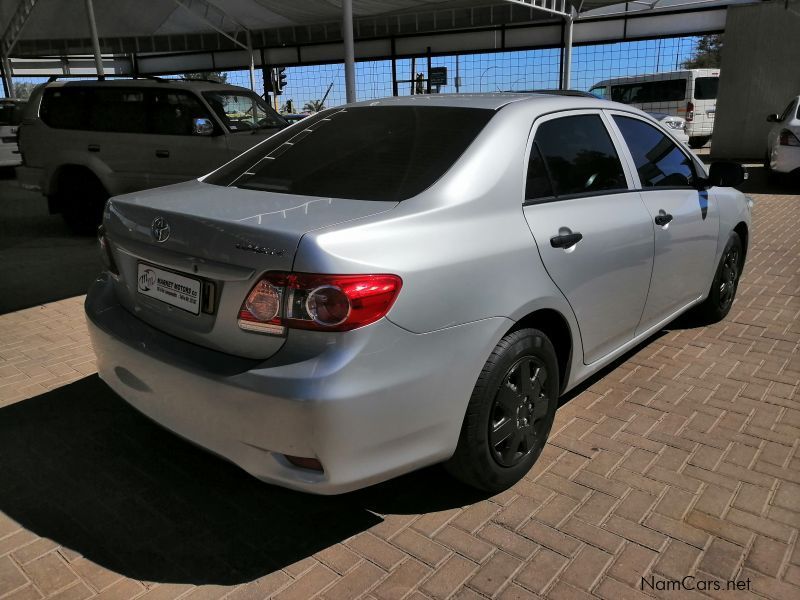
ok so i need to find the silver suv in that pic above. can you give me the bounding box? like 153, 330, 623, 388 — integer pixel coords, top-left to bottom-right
17, 78, 286, 231
85, 93, 751, 494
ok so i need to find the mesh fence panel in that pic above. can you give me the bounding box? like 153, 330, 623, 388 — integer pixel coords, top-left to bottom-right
3, 35, 707, 108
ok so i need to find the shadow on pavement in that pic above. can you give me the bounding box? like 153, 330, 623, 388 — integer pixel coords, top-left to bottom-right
0, 175, 101, 315
0, 376, 487, 585
737, 165, 799, 195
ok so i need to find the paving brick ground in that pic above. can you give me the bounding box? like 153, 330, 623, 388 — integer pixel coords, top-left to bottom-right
0, 191, 798, 600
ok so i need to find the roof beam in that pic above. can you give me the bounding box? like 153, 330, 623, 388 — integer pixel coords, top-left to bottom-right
504, 0, 570, 18
1, 0, 40, 57
170, 0, 250, 51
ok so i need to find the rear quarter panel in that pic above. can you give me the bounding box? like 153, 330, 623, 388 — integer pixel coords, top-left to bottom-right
293, 100, 584, 378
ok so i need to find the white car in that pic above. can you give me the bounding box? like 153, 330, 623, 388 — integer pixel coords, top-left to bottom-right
648, 112, 689, 146
766, 95, 800, 180
0, 99, 24, 167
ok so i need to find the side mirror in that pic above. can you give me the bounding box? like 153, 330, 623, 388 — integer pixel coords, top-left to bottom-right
708, 161, 746, 187
766, 114, 780, 123
193, 117, 215, 136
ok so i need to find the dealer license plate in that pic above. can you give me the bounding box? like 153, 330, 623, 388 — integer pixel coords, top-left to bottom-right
137, 263, 201, 315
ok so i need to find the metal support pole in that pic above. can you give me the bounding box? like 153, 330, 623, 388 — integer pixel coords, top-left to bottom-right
342, 0, 356, 103
84, 0, 104, 79
0, 54, 12, 98
390, 38, 398, 96
246, 29, 256, 92
561, 13, 573, 90
426, 48, 432, 94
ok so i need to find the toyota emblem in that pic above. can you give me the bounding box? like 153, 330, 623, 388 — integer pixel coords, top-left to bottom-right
151, 216, 171, 243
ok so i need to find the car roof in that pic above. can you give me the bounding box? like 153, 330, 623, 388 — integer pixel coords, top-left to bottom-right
42, 78, 251, 93
348, 92, 611, 111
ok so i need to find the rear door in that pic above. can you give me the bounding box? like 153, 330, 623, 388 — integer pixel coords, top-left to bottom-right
522, 111, 655, 364
689, 72, 719, 138
609, 112, 719, 332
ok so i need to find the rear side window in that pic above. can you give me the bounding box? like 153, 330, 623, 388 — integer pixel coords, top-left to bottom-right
40, 86, 213, 135
694, 77, 719, 100
89, 89, 146, 134
611, 79, 687, 104
613, 115, 695, 188
205, 106, 493, 202
527, 114, 627, 199
40, 88, 91, 129
589, 86, 607, 99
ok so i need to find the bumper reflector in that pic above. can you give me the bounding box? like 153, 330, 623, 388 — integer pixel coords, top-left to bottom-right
284, 455, 324, 472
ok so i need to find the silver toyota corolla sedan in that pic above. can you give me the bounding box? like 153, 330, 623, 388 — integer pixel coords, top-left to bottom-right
86, 93, 751, 494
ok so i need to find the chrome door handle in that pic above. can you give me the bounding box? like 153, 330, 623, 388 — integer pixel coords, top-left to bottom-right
550, 232, 583, 249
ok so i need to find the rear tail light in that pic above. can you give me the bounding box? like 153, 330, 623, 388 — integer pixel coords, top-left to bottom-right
238, 272, 402, 334
685, 102, 694, 122
779, 129, 800, 146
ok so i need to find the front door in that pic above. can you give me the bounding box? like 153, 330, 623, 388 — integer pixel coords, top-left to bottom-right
522, 111, 655, 364
609, 112, 720, 332
145, 89, 230, 186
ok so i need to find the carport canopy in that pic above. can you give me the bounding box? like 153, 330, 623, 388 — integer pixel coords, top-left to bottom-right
0, 0, 682, 98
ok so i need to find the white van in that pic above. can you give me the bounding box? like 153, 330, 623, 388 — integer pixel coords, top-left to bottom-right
589, 69, 720, 148
0, 99, 25, 167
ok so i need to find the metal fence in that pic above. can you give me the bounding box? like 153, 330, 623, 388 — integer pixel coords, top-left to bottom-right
5, 35, 707, 111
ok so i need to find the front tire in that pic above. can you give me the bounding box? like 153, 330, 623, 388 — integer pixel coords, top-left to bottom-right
445, 328, 559, 493
693, 231, 743, 323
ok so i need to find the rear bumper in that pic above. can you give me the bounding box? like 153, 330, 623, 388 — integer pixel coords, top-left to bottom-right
85, 273, 507, 494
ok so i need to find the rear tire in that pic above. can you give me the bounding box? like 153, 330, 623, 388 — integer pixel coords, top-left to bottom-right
692, 231, 743, 324
57, 170, 108, 235
689, 136, 710, 149
445, 328, 559, 493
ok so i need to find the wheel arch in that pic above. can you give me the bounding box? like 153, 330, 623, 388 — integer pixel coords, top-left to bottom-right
733, 221, 748, 267
506, 308, 574, 394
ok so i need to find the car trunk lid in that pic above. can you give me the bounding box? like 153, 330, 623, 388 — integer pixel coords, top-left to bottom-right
104, 179, 397, 359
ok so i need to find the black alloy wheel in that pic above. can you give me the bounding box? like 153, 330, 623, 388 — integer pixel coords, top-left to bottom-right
489, 356, 550, 467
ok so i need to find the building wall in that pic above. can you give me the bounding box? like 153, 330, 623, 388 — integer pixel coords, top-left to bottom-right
712, 0, 800, 159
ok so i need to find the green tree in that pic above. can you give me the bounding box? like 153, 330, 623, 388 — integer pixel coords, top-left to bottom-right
303, 99, 325, 113
682, 34, 723, 69
12, 81, 37, 100
182, 71, 228, 84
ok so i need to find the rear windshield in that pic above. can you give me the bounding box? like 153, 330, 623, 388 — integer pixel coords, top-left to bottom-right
694, 77, 719, 100
0, 102, 23, 126
204, 106, 494, 202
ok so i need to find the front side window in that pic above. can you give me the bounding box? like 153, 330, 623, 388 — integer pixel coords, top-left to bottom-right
527, 114, 627, 199
205, 106, 493, 202
694, 77, 719, 100
202, 91, 286, 132
614, 115, 696, 188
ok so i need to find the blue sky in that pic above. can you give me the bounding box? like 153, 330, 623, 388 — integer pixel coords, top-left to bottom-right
5, 35, 702, 109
